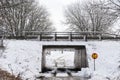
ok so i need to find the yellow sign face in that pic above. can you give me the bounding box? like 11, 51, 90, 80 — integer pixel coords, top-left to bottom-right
92, 53, 98, 59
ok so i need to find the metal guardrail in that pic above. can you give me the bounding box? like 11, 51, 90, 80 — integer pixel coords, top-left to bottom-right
1, 31, 120, 41
23, 31, 120, 41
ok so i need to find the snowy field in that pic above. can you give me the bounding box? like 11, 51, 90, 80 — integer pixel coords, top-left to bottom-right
0, 40, 120, 80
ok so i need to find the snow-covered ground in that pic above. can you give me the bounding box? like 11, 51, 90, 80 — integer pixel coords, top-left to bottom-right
0, 40, 120, 80
45, 48, 75, 68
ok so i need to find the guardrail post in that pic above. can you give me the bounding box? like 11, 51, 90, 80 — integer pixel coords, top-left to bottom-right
69, 32, 72, 41
54, 32, 57, 41
23, 31, 26, 37
84, 35, 87, 41
38, 34, 42, 41
98, 35, 102, 41
0, 36, 4, 47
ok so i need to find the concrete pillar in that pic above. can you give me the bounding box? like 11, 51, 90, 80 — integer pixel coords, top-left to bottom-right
74, 49, 82, 69
41, 49, 46, 72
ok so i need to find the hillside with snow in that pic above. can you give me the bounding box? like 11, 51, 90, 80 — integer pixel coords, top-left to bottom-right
0, 40, 120, 80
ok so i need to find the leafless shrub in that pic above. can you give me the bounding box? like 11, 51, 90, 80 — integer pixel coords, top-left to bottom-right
0, 68, 22, 80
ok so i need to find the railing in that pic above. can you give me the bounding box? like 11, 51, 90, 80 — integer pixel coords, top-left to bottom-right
23, 31, 120, 41
1, 31, 120, 41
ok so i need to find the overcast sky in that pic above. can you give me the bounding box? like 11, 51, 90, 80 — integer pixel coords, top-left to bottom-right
39, 0, 85, 32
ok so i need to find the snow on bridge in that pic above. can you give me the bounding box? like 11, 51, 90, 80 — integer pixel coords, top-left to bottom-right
0, 40, 120, 80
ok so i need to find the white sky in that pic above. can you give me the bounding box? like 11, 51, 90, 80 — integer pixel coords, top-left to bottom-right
39, 0, 84, 32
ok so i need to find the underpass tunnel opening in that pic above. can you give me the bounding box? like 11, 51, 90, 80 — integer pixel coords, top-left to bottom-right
41, 45, 88, 73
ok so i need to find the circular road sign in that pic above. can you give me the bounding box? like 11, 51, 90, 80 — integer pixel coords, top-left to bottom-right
92, 53, 98, 59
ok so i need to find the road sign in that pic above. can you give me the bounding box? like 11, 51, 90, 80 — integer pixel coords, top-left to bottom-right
92, 53, 98, 59
92, 53, 98, 71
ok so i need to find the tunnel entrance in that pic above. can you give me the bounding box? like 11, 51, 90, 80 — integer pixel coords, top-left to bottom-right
41, 45, 88, 73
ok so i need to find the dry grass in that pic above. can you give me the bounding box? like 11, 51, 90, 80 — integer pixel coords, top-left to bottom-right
0, 69, 22, 80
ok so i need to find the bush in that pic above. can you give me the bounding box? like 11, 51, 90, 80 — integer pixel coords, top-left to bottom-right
0, 69, 22, 80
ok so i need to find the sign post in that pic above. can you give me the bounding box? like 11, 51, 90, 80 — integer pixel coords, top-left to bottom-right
94, 59, 95, 71
92, 53, 98, 71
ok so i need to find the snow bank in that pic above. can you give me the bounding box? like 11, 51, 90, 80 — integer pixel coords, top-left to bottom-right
0, 40, 42, 79
0, 40, 120, 80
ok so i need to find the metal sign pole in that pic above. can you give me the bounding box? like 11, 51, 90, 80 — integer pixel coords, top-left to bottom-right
94, 59, 95, 71
92, 53, 98, 71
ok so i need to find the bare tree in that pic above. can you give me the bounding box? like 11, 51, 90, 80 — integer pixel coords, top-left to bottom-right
108, 0, 120, 10
25, 6, 54, 32
64, 3, 89, 32
100, 0, 120, 33
64, 0, 117, 33
0, 0, 27, 9
0, 0, 54, 37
